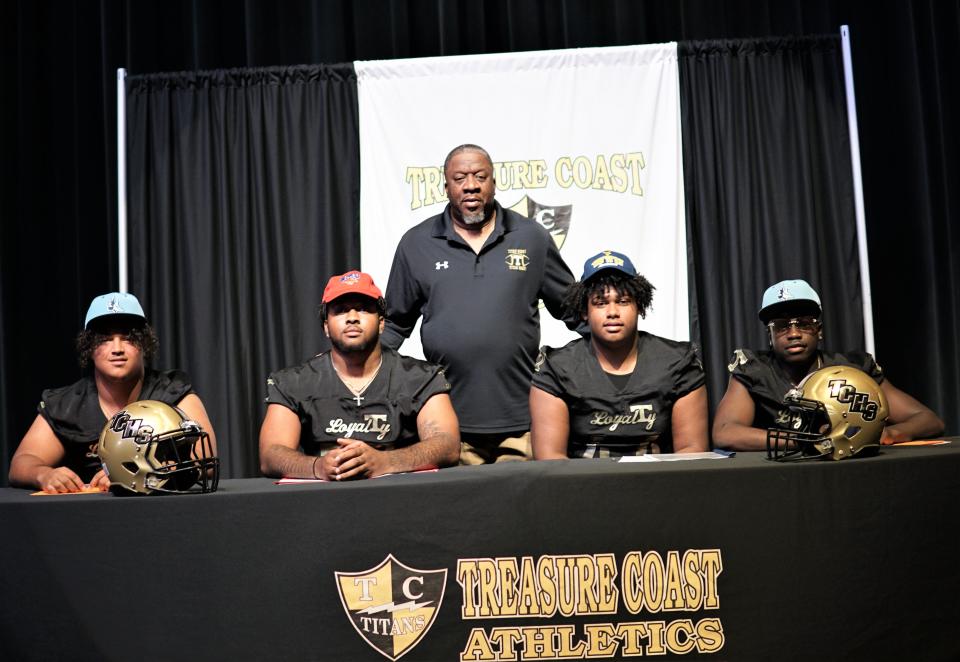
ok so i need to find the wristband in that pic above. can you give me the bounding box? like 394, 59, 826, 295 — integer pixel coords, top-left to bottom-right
312, 455, 321, 480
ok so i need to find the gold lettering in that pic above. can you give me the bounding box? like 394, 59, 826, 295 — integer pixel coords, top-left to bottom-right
616, 622, 650, 656
597, 554, 619, 613
537, 556, 558, 617
624, 152, 645, 196
478, 559, 499, 617
519, 626, 555, 659
609, 153, 628, 193
621, 551, 644, 614
488, 628, 522, 661
645, 620, 667, 655
592, 154, 614, 191
458, 560, 480, 618
424, 167, 446, 207
682, 550, 703, 610
695, 618, 726, 653
665, 619, 696, 654
575, 556, 597, 614
584, 623, 619, 656
700, 550, 723, 609
663, 550, 685, 610
499, 557, 519, 617
460, 627, 497, 661
555, 157, 573, 189
554, 625, 587, 659
555, 557, 577, 617
405, 167, 425, 211
517, 556, 541, 616
571, 156, 592, 188
642, 552, 665, 613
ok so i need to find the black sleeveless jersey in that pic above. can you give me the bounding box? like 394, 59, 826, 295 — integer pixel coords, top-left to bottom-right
38, 369, 194, 482
727, 349, 884, 430
265, 348, 450, 456
532, 333, 705, 457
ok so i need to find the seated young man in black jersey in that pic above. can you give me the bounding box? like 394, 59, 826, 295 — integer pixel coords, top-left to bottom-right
258, 271, 460, 481
9, 292, 218, 492
712, 279, 943, 451
530, 251, 709, 458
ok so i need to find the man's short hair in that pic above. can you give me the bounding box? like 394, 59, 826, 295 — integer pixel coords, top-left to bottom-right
76, 323, 159, 369
443, 144, 494, 176
562, 270, 656, 320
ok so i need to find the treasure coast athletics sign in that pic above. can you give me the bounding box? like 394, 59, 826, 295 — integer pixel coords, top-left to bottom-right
337, 549, 725, 660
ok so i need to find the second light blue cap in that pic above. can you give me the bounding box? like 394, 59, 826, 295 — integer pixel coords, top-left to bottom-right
581, 250, 637, 282
758, 279, 821, 322
84, 292, 147, 329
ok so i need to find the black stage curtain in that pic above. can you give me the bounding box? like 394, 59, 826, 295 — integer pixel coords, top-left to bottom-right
679, 35, 862, 410
126, 65, 359, 478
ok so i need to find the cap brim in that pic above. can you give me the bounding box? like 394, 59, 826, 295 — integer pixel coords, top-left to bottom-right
759, 300, 821, 323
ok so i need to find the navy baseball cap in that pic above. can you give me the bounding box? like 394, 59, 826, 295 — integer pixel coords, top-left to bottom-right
758, 279, 822, 323
580, 250, 637, 282
84, 292, 147, 329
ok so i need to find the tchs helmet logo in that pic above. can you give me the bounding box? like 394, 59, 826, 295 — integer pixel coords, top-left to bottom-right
336, 555, 447, 660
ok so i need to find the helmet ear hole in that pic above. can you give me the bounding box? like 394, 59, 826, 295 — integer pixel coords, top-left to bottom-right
122, 461, 140, 474
844, 426, 861, 438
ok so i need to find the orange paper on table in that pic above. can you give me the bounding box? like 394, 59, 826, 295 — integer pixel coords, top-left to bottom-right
31, 486, 106, 496
893, 439, 950, 446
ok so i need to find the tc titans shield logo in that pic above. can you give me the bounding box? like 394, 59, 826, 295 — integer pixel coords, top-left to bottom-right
509, 194, 573, 250
336, 555, 447, 660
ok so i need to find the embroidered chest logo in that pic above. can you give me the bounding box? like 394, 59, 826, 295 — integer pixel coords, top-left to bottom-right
326, 414, 391, 441
827, 378, 880, 421
590, 404, 656, 432
435, 261, 449, 270
505, 249, 529, 271
335, 555, 447, 661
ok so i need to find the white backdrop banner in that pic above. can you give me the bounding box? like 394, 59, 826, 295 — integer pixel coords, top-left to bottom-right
356, 43, 688, 358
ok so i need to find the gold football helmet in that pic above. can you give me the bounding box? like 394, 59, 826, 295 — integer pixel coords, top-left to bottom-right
98, 400, 219, 494
767, 365, 889, 461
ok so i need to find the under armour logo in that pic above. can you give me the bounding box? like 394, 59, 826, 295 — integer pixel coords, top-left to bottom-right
435, 261, 449, 270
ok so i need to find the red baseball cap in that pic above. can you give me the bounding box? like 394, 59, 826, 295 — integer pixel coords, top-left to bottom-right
322, 270, 383, 304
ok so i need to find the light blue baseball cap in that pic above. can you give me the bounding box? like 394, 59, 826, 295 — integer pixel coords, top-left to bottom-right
84, 292, 147, 329
758, 279, 822, 323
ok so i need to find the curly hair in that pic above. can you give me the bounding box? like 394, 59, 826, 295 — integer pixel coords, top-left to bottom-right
76, 323, 159, 369
562, 271, 656, 320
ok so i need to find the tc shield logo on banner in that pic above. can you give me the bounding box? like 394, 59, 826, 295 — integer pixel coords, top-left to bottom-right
336, 554, 447, 660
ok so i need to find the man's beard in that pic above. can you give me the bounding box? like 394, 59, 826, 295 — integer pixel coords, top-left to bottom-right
460, 210, 487, 225
458, 202, 493, 226
330, 333, 376, 355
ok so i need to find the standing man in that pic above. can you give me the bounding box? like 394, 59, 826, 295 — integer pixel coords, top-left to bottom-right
712, 279, 943, 450
382, 144, 577, 463
9, 292, 217, 492
259, 271, 460, 480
